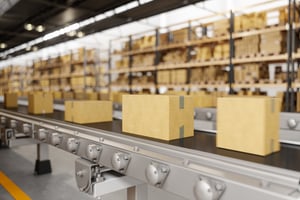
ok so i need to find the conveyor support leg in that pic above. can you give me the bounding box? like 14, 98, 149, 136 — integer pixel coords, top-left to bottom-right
34, 143, 52, 175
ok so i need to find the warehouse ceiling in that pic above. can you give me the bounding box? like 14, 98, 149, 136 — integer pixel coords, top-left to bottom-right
0, 0, 205, 59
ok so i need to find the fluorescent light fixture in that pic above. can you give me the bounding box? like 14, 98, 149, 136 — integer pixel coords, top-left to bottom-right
139, 0, 153, 5
79, 18, 95, 27
104, 10, 114, 17
115, 5, 128, 14
36, 25, 45, 32
95, 14, 106, 21
115, 1, 139, 14
0, 43, 7, 49
127, 1, 139, 9
24, 23, 34, 31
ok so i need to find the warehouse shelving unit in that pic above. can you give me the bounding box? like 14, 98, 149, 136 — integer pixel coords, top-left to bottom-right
108, 1, 300, 111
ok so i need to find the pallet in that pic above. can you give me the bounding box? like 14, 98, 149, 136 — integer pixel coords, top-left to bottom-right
257, 52, 281, 57
235, 53, 259, 59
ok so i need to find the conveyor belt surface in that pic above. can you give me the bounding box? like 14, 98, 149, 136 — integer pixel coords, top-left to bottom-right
4, 105, 300, 172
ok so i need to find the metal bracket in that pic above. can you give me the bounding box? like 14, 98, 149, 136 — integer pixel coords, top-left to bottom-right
66, 137, 80, 153
37, 128, 48, 141
75, 158, 98, 192
50, 132, 62, 146
145, 161, 169, 188
194, 176, 226, 200
111, 152, 131, 173
86, 144, 102, 162
10, 119, 17, 129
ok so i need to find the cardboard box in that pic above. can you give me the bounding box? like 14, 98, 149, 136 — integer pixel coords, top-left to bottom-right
123, 95, 194, 141
28, 92, 53, 114
62, 92, 74, 100
53, 91, 62, 100
217, 96, 280, 156
99, 92, 110, 100
65, 100, 112, 124
86, 92, 98, 100
4, 93, 18, 108
191, 91, 214, 108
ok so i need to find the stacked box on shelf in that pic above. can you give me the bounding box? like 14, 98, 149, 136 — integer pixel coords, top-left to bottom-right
157, 70, 171, 84
235, 35, 260, 57
62, 92, 74, 100
275, 66, 286, 82
99, 91, 110, 100
213, 19, 229, 36
241, 13, 266, 30
265, 7, 298, 27
193, 45, 212, 61
115, 57, 129, 69
160, 32, 169, 46
234, 64, 269, 83
170, 69, 187, 84
132, 35, 156, 50
190, 91, 214, 108
202, 66, 227, 83
53, 91, 62, 100
169, 28, 189, 43
132, 54, 155, 67
190, 68, 204, 84
213, 43, 229, 59
260, 31, 286, 55
112, 74, 128, 85
132, 74, 154, 85
70, 77, 96, 87
162, 50, 187, 64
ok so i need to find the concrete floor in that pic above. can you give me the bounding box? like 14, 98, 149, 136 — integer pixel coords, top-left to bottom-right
0, 144, 186, 200
0, 144, 119, 200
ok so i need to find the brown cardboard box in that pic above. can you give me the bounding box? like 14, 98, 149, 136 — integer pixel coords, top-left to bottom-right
99, 92, 110, 100
4, 93, 18, 108
65, 100, 112, 124
123, 95, 193, 140
28, 92, 53, 114
111, 92, 127, 104
86, 92, 98, 100
165, 91, 187, 95
217, 96, 280, 156
191, 91, 214, 108
62, 92, 74, 100
53, 91, 62, 100
74, 92, 85, 100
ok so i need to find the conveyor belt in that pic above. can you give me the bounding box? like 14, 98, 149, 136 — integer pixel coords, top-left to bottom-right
3, 104, 300, 172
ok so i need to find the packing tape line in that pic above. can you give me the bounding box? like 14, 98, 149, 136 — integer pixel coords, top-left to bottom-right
0, 171, 31, 200
179, 125, 184, 139
179, 96, 184, 109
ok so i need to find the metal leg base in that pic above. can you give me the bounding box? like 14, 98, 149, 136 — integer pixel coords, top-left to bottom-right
34, 159, 52, 175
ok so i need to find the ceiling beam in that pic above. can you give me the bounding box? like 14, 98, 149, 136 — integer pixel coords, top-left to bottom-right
0, 30, 37, 38
27, 0, 97, 14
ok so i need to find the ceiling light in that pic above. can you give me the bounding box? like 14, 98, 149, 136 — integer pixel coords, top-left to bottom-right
0, 43, 7, 49
36, 25, 45, 32
24, 23, 35, 31
67, 31, 77, 37
32, 46, 38, 51
77, 31, 85, 38
26, 46, 31, 51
